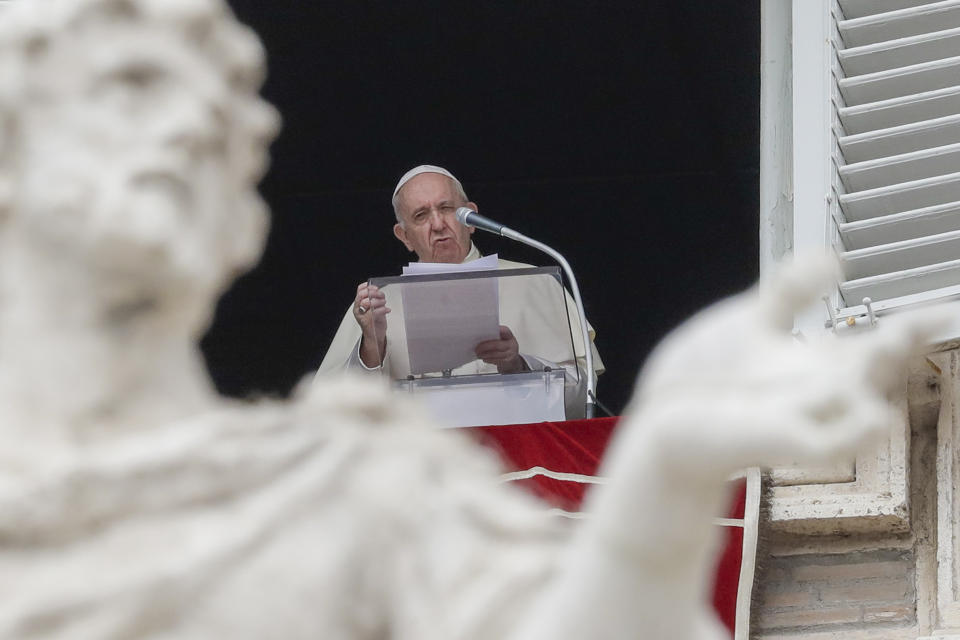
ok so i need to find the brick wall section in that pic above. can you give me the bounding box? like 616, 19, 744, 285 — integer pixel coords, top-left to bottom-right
755, 549, 915, 635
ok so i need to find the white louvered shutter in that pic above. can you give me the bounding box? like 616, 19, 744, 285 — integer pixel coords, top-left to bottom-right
827, 1, 960, 326
757, 1, 935, 538
787, 0, 960, 334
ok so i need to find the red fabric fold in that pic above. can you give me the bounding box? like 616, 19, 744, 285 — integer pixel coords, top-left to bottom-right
468, 417, 743, 637
472, 417, 618, 510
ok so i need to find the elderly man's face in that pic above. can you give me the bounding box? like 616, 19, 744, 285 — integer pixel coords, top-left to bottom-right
393, 173, 476, 263
14, 15, 277, 293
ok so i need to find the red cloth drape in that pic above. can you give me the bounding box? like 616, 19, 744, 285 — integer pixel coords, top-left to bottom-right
472, 417, 617, 510
470, 417, 744, 636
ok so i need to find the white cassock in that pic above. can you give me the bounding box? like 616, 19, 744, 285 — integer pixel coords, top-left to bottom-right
316, 244, 604, 419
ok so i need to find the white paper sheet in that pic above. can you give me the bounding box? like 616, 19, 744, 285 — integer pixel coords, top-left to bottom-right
401, 253, 499, 275
400, 256, 501, 374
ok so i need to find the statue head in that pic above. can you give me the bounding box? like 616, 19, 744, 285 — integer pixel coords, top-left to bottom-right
0, 0, 280, 333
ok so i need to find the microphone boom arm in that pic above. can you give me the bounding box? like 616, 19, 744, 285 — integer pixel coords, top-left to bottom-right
496, 225, 598, 419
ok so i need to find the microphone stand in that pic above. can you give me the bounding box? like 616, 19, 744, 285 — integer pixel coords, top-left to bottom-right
496, 226, 597, 419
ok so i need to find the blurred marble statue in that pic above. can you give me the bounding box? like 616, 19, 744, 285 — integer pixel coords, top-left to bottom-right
0, 0, 277, 433
0, 0, 939, 638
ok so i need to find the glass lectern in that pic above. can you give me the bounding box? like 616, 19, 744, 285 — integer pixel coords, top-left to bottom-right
368, 266, 585, 427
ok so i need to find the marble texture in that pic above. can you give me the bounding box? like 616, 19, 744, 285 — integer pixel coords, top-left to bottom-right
0, 0, 941, 638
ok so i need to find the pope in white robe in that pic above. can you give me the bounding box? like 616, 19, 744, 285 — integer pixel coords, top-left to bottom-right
316, 166, 604, 419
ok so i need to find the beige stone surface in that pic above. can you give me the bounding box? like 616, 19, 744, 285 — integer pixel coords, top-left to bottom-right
755, 549, 916, 635
752, 352, 960, 640
0, 1, 943, 639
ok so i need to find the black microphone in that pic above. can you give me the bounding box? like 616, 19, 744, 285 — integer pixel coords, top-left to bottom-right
455, 207, 508, 236
454, 205, 597, 417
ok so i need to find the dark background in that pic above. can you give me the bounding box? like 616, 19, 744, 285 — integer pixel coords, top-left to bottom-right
201, 1, 761, 416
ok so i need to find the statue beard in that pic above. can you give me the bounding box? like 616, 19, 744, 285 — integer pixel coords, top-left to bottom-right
16, 170, 223, 312
12, 153, 266, 336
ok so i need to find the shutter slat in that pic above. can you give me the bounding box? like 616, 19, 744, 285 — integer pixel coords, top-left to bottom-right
839, 200, 960, 249
839, 26, 960, 75
840, 0, 946, 21
803, 1, 960, 318
839, 85, 960, 134
839, 141, 960, 191
838, 55, 960, 105
839, 171, 960, 221
839, 113, 960, 163
836, 283, 960, 320
838, 1, 960, 48
840, 257, 960, 302
842, 229, 960, 279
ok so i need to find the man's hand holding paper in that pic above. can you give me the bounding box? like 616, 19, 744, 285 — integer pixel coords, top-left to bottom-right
316, 165, 604, 418
475, 325, 528, 374
400, 260, 503, 375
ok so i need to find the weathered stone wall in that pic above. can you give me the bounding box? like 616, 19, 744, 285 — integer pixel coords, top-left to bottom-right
756, 549, 916, 636
751, 354, 946, 640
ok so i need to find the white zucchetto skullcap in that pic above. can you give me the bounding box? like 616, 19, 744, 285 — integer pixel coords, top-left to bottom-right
393, 165, 459, 198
